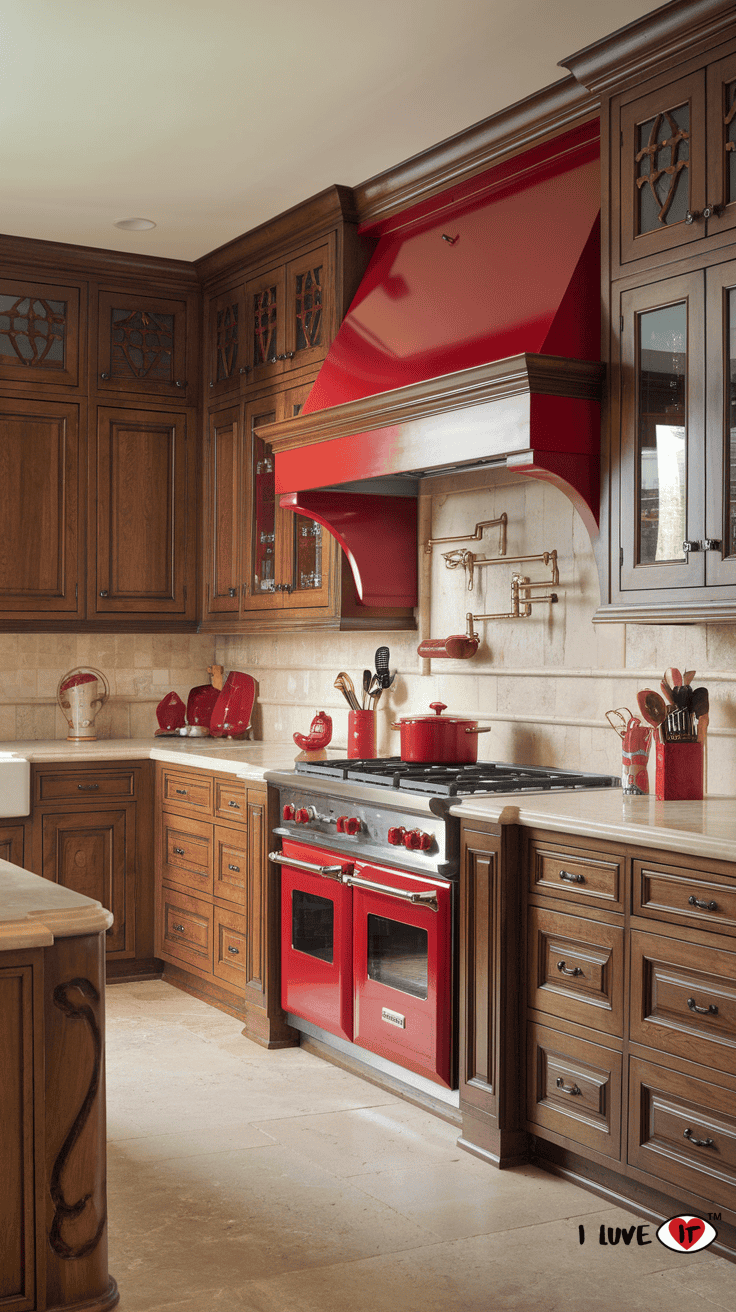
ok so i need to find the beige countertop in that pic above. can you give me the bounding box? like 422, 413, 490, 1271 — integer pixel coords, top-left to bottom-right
2, 737, 330, 781
0, 861, 113, 950
450, 789, 736, 863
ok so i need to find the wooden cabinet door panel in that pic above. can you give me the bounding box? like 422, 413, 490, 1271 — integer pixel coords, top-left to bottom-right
206, 284, 244, 398
527, 1022, 622, 1161
245, 265, 286, 386
213, 905, 247, 992
214, 826, 247, 906
161, 814, 213, 898
37, 769, 136, 803
528, 907, 624, 1036
706, 50, 736, 241
528, 838, 624, 912
96, 289, 189, 398
705, 258, 736, 585
0, 959, 38, 1311
285, 242, 333, 373
633, 856, 736, 933
214, 778, 246, 823
203, 405, 241, 618
41, 807, 135, 958
159, 884, 213, 975
629, 1056, 736, 1209
618, 72, 706, 269
92, 407, 193, 618
0, 824, 25, 868
0, 277, 80, 387
161, 769, 213, 816
243, 393, 285, 612
0, 398, 83, 619
631, 929, 736, 1074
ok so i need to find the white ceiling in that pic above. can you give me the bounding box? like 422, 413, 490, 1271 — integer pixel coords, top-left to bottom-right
1, 0, 662, 261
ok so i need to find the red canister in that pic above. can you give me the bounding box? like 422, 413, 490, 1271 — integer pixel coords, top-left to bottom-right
391, 702, 490, 763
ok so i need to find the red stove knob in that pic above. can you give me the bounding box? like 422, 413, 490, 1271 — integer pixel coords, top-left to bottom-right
387, 826, 406, 845
404, 828, 432, 851
336, 815, 347, 833
294, 808, 310, 825
282, 804, 295, 822
344, 816, 361, 836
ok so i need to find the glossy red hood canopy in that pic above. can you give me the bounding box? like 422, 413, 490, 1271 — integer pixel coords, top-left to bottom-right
303, 123, 600, 415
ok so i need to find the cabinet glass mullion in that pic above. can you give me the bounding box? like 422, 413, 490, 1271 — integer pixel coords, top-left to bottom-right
619, 273, 705, 592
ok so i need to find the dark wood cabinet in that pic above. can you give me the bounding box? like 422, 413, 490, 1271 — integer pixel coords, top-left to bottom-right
244, 240, 333, 385
0, 397, 84, 624
31, 761, 155, 980
91, 406, 196, 621
205, 283, 245, 398
0, 824, 26, 868
94, 287, 192, 400
155, 764, 295, 1047
0, 277, 81, 389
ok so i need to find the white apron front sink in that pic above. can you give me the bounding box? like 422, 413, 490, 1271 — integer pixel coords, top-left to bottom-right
0, 755, 30, 817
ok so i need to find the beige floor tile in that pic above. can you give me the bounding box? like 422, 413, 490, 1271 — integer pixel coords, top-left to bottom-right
348, 1159, 607, 1240
108, 1123, 276, 1164
250, 1102, 460, 1176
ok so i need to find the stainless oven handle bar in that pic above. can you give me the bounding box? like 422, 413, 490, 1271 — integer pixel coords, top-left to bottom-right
268, 852, 353, 881
343, 873, 438, 911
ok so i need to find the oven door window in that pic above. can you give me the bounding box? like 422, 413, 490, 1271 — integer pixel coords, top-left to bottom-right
367, 914, 428, 1000
292, 889, 334, 963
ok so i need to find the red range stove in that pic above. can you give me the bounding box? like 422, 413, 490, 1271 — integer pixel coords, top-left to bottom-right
267, 758, 619, 1092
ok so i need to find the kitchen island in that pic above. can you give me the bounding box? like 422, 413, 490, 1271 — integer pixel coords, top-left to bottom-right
0, 864, 116, 1311
451, 788, 736, 1264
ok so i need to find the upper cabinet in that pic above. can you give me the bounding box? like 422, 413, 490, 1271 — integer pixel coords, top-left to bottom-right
95, 286, 195, 401
0, 278, 81, 388
613, 42, 736, 277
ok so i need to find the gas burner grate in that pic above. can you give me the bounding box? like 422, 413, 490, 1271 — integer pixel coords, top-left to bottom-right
294, 758, 619, 796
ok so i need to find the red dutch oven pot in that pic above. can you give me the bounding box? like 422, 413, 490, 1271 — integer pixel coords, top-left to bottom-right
391, 702, 491, 763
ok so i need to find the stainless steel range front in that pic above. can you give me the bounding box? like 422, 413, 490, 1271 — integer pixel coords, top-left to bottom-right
266, 758, 620, 1101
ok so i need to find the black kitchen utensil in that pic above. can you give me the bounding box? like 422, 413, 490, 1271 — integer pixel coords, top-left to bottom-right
362, 669, 372, 709
375, 646, 391, 687
691, 686, 709, 718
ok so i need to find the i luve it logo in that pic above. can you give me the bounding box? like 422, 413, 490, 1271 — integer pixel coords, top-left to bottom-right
657, 1216, 717, 1253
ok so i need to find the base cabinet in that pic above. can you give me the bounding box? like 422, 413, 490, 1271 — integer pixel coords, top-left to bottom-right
154, 764, 295, 1048
459, 820, 736, 1259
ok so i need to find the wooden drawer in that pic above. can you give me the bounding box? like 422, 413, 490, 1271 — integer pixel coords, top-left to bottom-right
634, 858, 736, 935
160, 884, 213, 974
37, 769, 136, 802
214, 778, 246, 823
528, 837, 624, 912
213, 825, 247, 906
161, 814, 213, 897
528, 906, 624, 1036
527, 1022, 622, 1160
631, 929, 736, 1075
161, 768, 212, 816
213, 905, 247, 992
629, 1056, 736, 1210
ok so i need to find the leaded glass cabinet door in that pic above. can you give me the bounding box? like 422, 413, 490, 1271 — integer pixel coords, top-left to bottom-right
285, 242, 334, 374
277, 380, 333, 609
207, 284, 245, 398
97, 289, 189, 398
245, 266, 286, 386
619, 273, 705, 593
243, 395, 284, 612
705, 259, 736, 586
0, 279, 80, 387
619, 72, 706, 269
706, 50, 736, 242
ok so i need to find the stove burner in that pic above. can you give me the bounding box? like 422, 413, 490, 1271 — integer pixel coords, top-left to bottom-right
295, 758, 620, 796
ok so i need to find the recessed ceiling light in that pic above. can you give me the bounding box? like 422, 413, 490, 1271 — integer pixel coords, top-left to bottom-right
114, 217, 156, 231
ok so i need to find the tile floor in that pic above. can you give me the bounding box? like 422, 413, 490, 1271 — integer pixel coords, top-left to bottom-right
106, 981, 735, 1312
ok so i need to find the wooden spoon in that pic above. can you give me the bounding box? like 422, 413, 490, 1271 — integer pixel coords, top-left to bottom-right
636, 689, 667, 728
664, 667, 683, 689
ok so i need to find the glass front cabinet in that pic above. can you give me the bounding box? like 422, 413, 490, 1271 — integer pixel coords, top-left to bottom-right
615, 258, 736, 614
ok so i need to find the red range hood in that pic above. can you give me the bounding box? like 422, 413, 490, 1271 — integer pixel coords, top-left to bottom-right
265, 123, 603, 610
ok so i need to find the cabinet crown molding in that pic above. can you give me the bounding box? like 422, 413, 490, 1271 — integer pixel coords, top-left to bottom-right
560, 0, 736, 95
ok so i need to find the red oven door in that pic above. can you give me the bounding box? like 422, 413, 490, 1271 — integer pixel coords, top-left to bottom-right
279, 839, 354, 1041
349, 863, 453, 1087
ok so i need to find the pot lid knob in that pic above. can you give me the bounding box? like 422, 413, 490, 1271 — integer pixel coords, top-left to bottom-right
429, 702, 447, 716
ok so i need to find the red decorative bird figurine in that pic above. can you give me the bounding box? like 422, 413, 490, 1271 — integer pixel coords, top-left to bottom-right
293, 711, 333, 759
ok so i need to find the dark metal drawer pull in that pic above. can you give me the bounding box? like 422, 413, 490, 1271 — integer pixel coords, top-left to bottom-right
227, 945, 240, 955
175, 788, 188, 795
557, 960, 583, 977
559, 869, 585, 884
228, 800, 240, 808
688, 895, 718, 911
684, 1127, 715, 1148
687, 997, 718, 1016
172, 846, 185, 855
77, 783, 99, 790
228, 864, 240, 872
172, 923, 185, 933
556, 1077, 582, 1095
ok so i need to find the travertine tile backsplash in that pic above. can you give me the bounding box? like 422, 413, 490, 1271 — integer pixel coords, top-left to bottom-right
5, 471, 736, 796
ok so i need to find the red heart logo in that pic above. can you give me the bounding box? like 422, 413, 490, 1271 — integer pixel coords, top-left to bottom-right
668, 1217, 705, 1249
